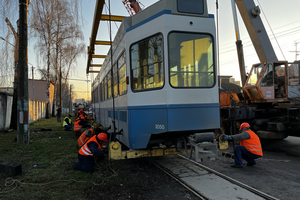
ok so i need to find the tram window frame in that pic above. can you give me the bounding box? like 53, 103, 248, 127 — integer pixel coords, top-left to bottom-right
130, 33, 165, 92
168, 31, 215, 89
118, 51, 127, 96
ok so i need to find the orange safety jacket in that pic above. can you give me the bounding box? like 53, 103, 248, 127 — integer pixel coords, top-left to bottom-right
76, 115, 85, 121
78, 129, 95, 147
79, 135, 103, 156
74, 120, 83, 132
240, 130, 263, 156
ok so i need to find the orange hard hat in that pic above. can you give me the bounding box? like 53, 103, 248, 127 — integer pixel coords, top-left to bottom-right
240, 122, 250, 130
97, 133, 108, 142
79, 109, 83, 114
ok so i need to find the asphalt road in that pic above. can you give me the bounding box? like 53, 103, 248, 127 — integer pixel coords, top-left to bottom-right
200, 136, 300, 200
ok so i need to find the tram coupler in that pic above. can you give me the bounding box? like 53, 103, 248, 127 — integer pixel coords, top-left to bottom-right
187, 132, 217, 162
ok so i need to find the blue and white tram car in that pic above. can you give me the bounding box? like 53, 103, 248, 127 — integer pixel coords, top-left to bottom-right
91, 0, 220, 150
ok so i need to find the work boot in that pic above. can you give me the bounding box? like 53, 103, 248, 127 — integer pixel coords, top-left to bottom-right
231, 164, 243, 168
246, 161, 256, 166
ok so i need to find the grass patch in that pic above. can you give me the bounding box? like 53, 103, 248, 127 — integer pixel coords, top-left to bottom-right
0, 116, 113, 200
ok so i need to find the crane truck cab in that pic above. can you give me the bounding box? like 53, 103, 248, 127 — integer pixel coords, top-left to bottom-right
244, 61, 288, 103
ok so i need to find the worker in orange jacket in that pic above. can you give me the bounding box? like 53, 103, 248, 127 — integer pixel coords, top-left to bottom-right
77, 126, 113, 148
77, 109, 83, 117
74, 115, 91, 137
222, 122, 263, 168
74, 133, 108, 172
77, 109, 87, 119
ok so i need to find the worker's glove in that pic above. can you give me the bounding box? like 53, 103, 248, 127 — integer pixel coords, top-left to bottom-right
222, 135, 232, 141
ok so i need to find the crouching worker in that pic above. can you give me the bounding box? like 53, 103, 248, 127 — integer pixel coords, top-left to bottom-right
222, 122, 263, 168
77, 126, 122, 148
74, 115, 91, 137
63, 115, 73, 131
74, 133, 107, 172
77, 127, 101, 148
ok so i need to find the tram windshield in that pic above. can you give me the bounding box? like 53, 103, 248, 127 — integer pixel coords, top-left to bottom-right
168, 32, 214, 88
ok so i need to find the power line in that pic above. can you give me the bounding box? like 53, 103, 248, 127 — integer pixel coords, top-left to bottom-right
67, 78, 90, 82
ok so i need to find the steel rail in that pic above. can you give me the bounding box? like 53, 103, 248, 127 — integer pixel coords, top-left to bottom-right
177, 154, 280, 200
148, 158, 208, 200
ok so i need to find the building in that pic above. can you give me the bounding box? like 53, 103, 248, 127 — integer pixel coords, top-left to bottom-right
28, 79, 55, 121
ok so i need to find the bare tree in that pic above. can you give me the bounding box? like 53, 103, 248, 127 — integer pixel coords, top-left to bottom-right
31, 0, 84, 119
0, 0, 20, 130
0, 0, 18, 86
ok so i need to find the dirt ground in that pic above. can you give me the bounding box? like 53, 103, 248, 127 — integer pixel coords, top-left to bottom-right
83, 157, 199, 200
84, 136, 300, 200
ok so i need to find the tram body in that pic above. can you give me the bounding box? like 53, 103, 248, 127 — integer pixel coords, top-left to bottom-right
91, 0, 220, 149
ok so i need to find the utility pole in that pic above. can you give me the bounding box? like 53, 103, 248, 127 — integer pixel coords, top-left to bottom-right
32, 66, 35, 120
290, 42, 300, 61
59, 52, 62, 122
69, 84, 72, 114
17, 0, 29, 144
86, 75, 89, 102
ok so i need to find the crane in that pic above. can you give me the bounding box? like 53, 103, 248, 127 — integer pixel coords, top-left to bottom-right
122, 0, 144, 16
220, 0, 300, 140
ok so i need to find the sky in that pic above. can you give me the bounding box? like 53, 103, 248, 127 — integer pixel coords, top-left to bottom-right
29, 0, 300, 101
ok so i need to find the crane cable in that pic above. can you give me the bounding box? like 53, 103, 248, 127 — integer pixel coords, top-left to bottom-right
256, 0, 286, 60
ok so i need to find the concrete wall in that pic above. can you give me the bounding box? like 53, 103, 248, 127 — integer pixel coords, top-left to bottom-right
0, 92, 13, 130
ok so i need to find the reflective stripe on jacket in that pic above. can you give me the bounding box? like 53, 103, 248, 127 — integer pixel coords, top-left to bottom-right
240, 130, 263, 156
78, 129, 95, 147
78, 135, 103, 156
63, 117, 71, 127
74, 120, 83, 132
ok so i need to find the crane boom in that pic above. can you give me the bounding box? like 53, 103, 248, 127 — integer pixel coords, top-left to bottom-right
235, 0, 277, 63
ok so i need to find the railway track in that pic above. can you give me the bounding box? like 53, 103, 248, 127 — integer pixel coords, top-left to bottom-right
149, 155, 279, 200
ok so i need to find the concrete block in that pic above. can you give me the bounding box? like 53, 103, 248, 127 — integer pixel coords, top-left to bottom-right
0, 160, 22, 177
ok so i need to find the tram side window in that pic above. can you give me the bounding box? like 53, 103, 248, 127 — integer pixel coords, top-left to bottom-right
104, 77, 108, 101
92, 89, 95, 104
100, 82, 104, 102
130, 33, 164, 91
107, 72, 112, 99
118, 52, 127, 95
113, 63, 118, 98
92, 86, 99, 103
168, 32, 214, 88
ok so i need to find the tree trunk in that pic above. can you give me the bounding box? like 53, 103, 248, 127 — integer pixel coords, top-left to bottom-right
45, 49, 50, 119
